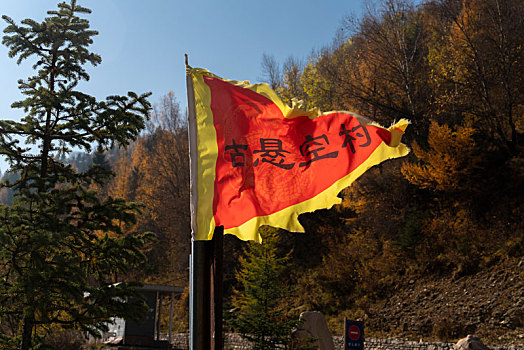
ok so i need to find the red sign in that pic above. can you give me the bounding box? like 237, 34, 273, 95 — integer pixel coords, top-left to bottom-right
345, 320, 364, 349
348, 325, 361, 341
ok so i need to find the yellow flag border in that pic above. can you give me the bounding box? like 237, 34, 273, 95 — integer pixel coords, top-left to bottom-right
189, 67, 409, 242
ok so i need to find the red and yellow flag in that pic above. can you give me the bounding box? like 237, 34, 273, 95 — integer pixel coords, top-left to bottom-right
187, 67, 409, 242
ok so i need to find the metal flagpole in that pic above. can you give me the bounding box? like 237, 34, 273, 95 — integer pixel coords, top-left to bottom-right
186, 55, 224, 350
186, 54, 209, 350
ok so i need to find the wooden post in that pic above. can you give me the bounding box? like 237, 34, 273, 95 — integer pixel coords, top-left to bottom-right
211, 227, 224, 350
344, 317, 347, 350
189, 227, 224, 350
156, 291, 162, 341
168, 292, 174, 344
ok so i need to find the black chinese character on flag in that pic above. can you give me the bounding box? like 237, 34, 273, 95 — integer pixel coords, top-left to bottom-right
225, 139, 248, 167
339, 123, 371, 153
253, 138, 294, 170
299, 134, 339, 167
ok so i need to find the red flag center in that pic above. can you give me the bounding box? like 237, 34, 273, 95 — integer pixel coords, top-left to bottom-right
205, 76, 392, 229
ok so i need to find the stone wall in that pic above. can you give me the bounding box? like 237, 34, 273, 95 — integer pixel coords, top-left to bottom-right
170, 333, 521, 350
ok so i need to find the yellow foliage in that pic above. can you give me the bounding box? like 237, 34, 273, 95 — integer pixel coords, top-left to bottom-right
109, 150, 137, 201
402, 120, 482, 192
106, 93, 191, 282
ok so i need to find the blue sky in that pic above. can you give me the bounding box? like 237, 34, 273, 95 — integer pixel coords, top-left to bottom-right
0, 0, 365, 173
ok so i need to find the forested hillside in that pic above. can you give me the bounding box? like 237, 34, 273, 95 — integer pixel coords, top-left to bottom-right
2, 0, 521, 344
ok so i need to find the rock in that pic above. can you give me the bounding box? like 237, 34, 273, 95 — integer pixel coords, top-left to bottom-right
453, 335, 488, 350
292, 311, 335, 350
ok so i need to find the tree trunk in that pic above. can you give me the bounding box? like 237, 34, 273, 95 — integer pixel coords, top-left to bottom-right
19, 314, 33, 350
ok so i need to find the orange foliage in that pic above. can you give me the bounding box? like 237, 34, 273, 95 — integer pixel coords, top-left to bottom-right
402, 120, 482, 193
108, 93, 191, 284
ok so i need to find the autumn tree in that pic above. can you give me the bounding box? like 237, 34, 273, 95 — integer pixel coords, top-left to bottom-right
135, 92, 190, 283
260, 53, 282, 90
398, 0, 524, 274
279, 56, 310, 108
426, 0, 524, 154
0, 1, 152, 348
109, 92, 190, 283
402, 120, 482, 194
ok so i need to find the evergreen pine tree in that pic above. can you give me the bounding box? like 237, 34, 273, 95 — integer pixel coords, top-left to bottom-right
230, 227, 299, 350
0, 1, 153, 348
91, 149, 110, 171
